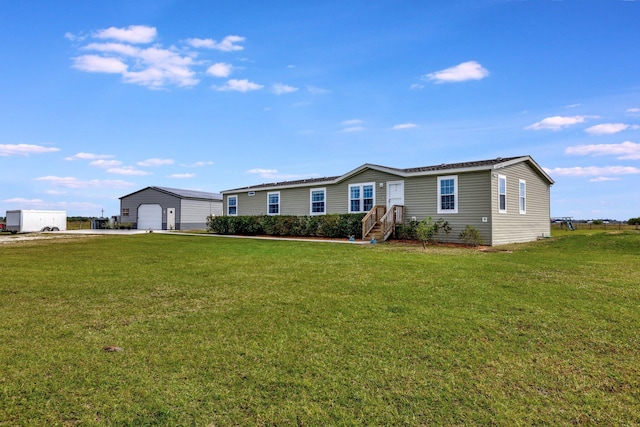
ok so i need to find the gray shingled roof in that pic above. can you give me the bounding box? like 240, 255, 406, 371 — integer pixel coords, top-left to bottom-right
223, 156, 531, 192
401, 156, 522, 173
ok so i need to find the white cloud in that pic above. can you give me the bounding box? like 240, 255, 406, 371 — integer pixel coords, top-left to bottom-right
90, 159, 123, 168
585, 123, 638, 135
94, 25, 157, 44
307, 85, 329, 95
410, 83, 424, 90
544, 166, 640, 176
626, 108, 640, 116
339, 120, 366, 132
214, 79, 264, 92
424, 61, 489, 83
341, 127, 366, 133
123, 47, 198, 88
64, 32, 87, 42
206, 62, 233, 78
73, 32, 200, 88
83, 42, 140, 56
392, 123, 417, 130
247, 168, 278, 175
525, 115, 595, 131
589, 177, 621, 182
168, 173, 195, 179
186, 35, 245, 51
273, 83, 298, 95
3, 197, 44, 203
183, 161, 214, 167
73, 54, 129, 73
0, 144, 60, 156
35, 176, 134, 189
137, 158, 175, 167
341, 119, 364, 126
107, 167, 150, 176
65, 152, 114, 161
566, 141, 640, 160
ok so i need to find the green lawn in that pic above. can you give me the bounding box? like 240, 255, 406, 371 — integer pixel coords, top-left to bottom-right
1, 231, 639, 425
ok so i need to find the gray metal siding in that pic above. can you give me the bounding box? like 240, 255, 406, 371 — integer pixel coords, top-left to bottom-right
121, 188, 223, 230
491, 162, 551, 245
180, 199, 223, 230
404, 171, 492, 244
120, 188, 179, 229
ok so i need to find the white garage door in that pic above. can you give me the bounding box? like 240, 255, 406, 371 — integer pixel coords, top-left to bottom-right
138, 204, 162, 230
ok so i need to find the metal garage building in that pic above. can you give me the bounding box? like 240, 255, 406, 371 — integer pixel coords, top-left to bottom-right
119, 186, 222, 231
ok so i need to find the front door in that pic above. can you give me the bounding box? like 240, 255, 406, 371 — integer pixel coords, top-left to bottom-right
387, 180, 404, 209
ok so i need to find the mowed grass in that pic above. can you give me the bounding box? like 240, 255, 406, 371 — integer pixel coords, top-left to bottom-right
1, 232, 639, 426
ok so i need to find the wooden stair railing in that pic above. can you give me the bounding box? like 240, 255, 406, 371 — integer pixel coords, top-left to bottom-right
362, 205, 386, 239
361, 205, 405, 241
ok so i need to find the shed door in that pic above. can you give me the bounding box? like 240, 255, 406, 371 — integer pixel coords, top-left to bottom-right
167, 208, 175, 230
387, 180, 405, 209
138, 204, 162, 230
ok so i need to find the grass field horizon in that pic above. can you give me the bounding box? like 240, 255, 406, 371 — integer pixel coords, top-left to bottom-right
1, 230, 639, 425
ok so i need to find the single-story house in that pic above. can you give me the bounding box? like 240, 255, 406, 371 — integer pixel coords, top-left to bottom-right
220, 155, 554, 245
120, 186, 222, 230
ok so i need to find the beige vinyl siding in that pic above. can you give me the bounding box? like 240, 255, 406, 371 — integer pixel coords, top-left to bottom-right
327, 169, 397, 212
404, 171, 492, 244
228, 169, 401, 216
491, 162, 551, 245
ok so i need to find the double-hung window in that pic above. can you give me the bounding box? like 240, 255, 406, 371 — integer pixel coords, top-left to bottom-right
310, 188, 326, 215
349, 183, 375, 213
519, 179, 526, 214
498, 175, 507, 213
437, 175, 458, 214
227, 195, 238, 216
267, 192, 280, 215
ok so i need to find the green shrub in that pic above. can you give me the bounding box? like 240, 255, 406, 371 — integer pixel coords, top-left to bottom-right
459, 225, 485, 247
395, 220, 419, 240
416, 217, 451, 248
207, 214, 365, 239
628, 217, 640, 225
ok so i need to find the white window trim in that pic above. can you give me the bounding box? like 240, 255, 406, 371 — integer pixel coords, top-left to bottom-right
348, 182, 375, 213
310, 187, 326, 215
267, 191, 280, 216
519, 179, 526, 215
498, 174, 507, 214
437, 175, 458, 214
227, 195, 238, 216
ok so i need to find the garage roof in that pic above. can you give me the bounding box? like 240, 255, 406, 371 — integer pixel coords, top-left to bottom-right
120, 186, 222, 201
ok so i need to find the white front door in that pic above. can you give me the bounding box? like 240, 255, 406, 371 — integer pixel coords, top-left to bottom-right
167, 208, 176, 230
387, 180, 405, 209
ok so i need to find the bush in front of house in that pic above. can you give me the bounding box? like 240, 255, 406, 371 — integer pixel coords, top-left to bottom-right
207, 214, 366, 239
395, 220, 419, 240
416, 217, 451, 248
459, 225, 485, 247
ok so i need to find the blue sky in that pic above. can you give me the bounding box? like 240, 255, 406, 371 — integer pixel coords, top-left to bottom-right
1, 0, 639, 220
